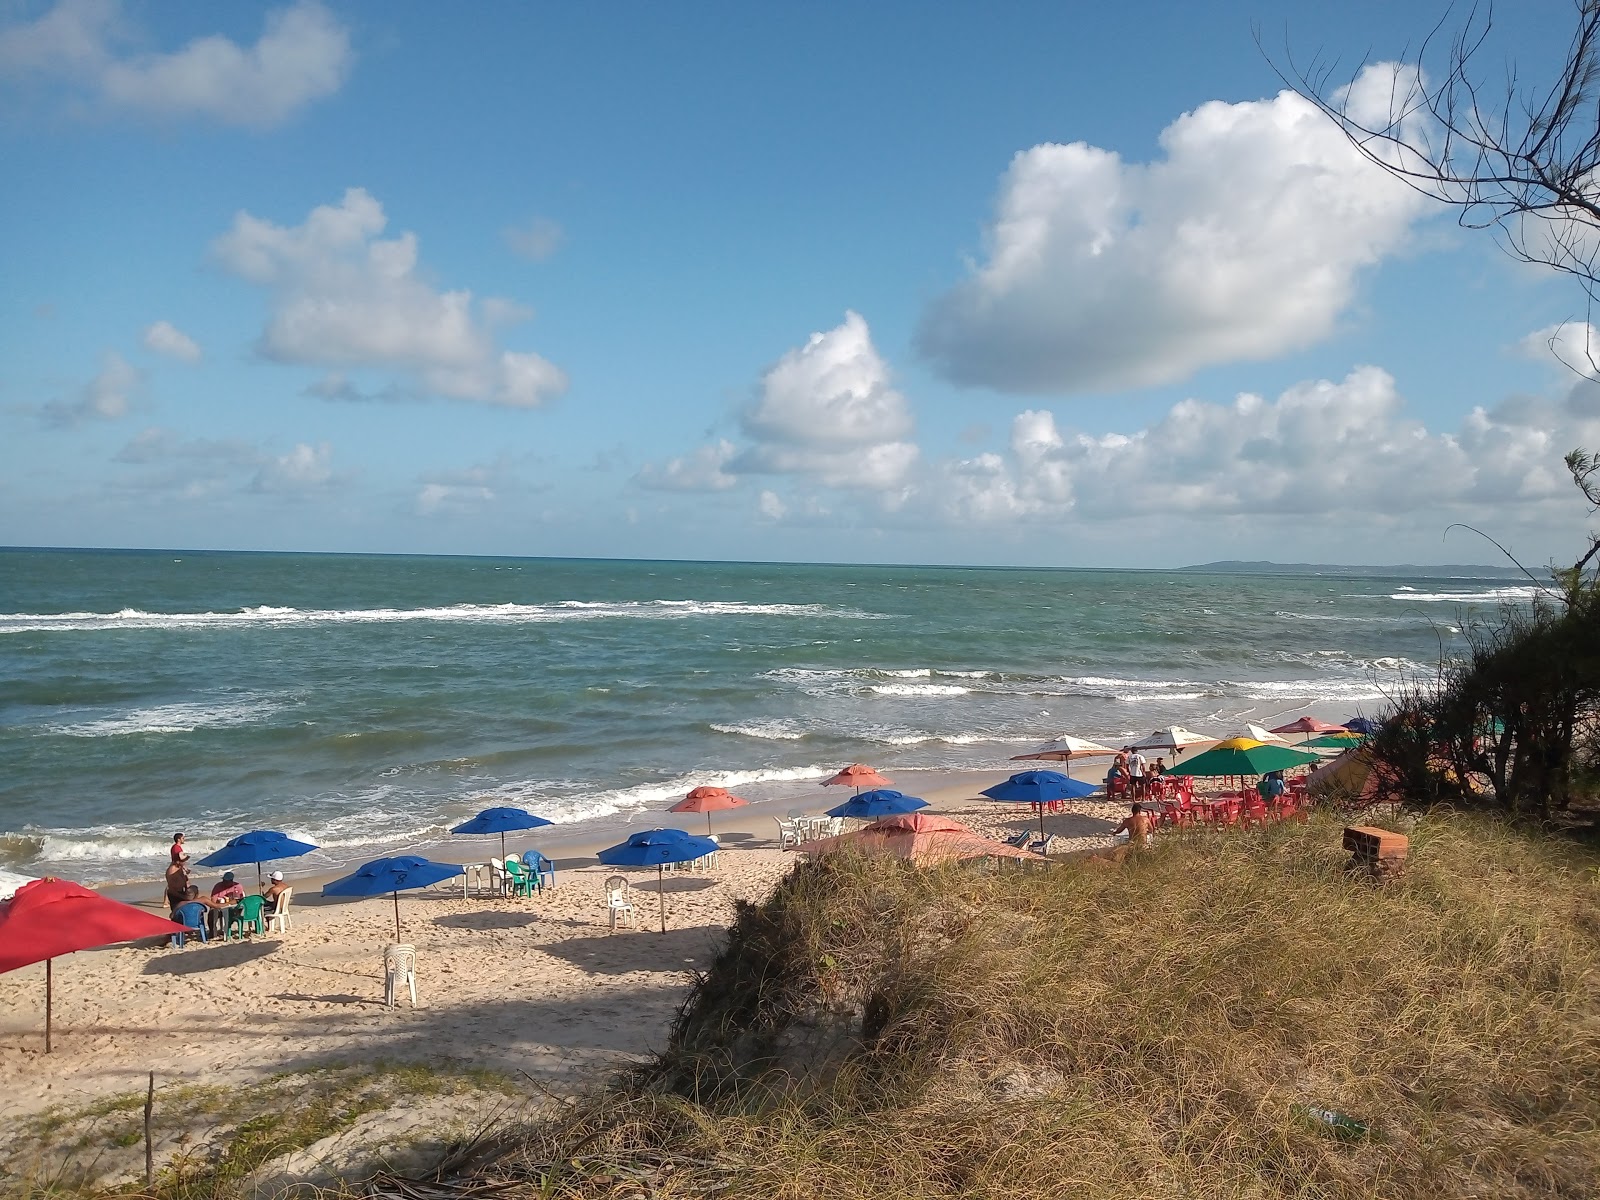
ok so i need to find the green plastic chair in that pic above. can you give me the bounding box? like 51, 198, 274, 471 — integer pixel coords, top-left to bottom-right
228, 894, 267, 939
503, 858, 535, 897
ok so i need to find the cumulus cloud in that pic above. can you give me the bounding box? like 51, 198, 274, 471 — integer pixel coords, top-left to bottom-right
637, 312, 920, 499
918, 64, 1433, 394
635, 440, 738, 492
141, 320, 200, 362
1519, 321, 1600, 377
214, 188, 568, 408
503, 216, 564, 262
249, 441, 337, 494
0, 0, 351, 127
921, 365, 1597, 531
41, 351, 138, 425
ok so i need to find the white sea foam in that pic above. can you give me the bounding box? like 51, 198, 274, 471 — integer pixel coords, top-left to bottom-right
1387, 587, 1541, 603
0, 599, 881, 635
710, 721, 806, 741
868, 683, 970, 696
47, 697, 283, 737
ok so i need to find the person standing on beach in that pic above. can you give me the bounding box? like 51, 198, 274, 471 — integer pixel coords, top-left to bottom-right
164, 860, 190, 913
169, 832, 189, 866
1127, 749, 1147, 798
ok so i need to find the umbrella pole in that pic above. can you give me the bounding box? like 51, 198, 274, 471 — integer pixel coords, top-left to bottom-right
706, 812, 713, 837
393, 891, 402, 942
45, 958, 52, 1054
499, 832, 506, 861
1038, 804, 1047, 845
658, 865, 666, 934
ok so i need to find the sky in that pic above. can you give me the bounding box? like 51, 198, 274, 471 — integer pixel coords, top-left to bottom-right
1, 0, 1598, 569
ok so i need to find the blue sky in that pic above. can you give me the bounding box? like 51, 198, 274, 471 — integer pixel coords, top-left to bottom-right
1, 0, 1595, 568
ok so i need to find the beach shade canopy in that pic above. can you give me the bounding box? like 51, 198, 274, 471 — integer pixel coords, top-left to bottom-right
1307, 747, 1380, 805
1167, 737, 1321, 778
1269, 717, 1347, 741
450, 806, 554, 858
322, 855, 465, 941
805, 813, 1047, 863
980, 770, 1101, 843
1307, 730, 1368, 749
197, 830, 318, 885
821, 764, 893, 793
824, 788, 929, 820
669, 786, 750, 835
597, 829, 719, 932
1343, 716, 1383, 736
1243, 723, 1289, 744
1129, 726, 1210, 754
0, 877, 187, 1052
1011, 734, 1118, 762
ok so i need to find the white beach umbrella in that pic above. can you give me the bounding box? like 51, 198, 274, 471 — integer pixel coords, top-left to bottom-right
1011, 734, 1118, 762
1243, 723, 1289, 744
1129, 726, 1210, 755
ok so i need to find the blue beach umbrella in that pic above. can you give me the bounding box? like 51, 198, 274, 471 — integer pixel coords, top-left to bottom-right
322, 855, 465, 940
450, 806, 553, 859
1342, 716, 1383, 736
597, 829, 718, 933
980, 770, 1101, 843
197, 830, 318, 887
824, 789, 929, 820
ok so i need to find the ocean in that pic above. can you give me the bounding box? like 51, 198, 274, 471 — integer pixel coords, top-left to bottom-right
0, 549, 1528, 884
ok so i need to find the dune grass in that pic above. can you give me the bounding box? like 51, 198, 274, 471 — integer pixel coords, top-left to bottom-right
479, 811, 1600, 1199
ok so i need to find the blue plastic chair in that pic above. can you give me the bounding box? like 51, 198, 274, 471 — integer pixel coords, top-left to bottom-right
524, 851, 556, 891
170, 900, 209, 947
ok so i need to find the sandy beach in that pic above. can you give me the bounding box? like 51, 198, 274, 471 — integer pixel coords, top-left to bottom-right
0, 768, 1136, 1126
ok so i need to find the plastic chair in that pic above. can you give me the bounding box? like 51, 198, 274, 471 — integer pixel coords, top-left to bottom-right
503, 857, 534, 897
1242, 799, 1269, 829
523, 850, 556, 890
488, 857, 509, 895
773, 817, 800, 851
169, 900, 208, 948
227, 894, 267, 939
265, 888, 293, 934
384, 944, 417, 1007
604, 875, 635, 932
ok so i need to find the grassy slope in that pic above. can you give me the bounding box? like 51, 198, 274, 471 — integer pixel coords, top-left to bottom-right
499, 812, 1600, 1199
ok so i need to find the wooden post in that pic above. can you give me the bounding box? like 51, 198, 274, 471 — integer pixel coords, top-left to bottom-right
143, 1071, 155, 1187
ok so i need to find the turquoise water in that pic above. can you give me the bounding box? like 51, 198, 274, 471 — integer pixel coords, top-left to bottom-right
0, 549, 1525, 883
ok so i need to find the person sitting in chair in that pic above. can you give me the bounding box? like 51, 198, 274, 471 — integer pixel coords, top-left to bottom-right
262, 871, 290, 915
210, 871, 244, 903
1112, 803, 1154, 848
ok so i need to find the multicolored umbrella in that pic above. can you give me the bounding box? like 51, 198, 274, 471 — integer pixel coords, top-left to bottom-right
0, 878, 188, 1052
1011, 734, 1118, 762
669, 786, 750, 835
1166, 737, 1320, 778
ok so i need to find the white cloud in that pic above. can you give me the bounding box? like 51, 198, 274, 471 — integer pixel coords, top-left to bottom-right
1519, 321, 1600, 377
41, 350, 138, 425
214, 188, 568, 408
141, 320, 201, 362
415, 482, 493, 516
918, 64, 1433, 394
635, 440, 738, 492
503, 216, 564, 262
0, 0, 351, 128
920, 365, 1598, 531
638, 312, 920, 502
250, 441, 336, 494
757, 489, 787, 521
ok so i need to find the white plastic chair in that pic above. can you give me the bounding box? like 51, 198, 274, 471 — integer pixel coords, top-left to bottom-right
384, 943, 417, 1007
489, 857, 508, 896
266, 887, 293, 934
604, 875, 635, 932
773, 817, 800, 851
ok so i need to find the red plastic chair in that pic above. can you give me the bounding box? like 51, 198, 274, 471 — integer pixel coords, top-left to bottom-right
1107, 777, 1129, 800
1211, 799, 1241, 827
1242, 798, 1269, 828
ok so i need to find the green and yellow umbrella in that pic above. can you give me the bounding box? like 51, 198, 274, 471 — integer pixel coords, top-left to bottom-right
1306, 731, 1367, 749
1167, 737, 1320, 777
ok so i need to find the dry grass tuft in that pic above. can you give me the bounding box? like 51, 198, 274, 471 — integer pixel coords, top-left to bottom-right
483, 811, 1600, 1199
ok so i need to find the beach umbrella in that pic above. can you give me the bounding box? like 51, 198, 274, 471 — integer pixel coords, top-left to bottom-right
1306, 730, 1367, 749
597, 829, 718, 933
1129, 726, 1210, 755
1269, 716, 1347, 744
1343, 716, 1383, 736
198, 830, 318, 888
821, 764, 893, 794
0, 878, 187, 1053
1011, 734, 1118, 762
980, 770, 1101, 843
1243, 723, 1289, 744
805, 813, 1047, 863
0, 870, 38, 902
824, 788, 929, 820
450, 806, 554, 860
1167, 737, 1320, 778
669, 786, 749, 835
322, 855, 465, 941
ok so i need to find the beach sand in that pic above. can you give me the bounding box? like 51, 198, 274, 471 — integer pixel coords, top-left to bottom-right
0, 765, 1146, 1126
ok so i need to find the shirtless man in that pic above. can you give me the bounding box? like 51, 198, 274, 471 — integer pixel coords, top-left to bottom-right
164, 861, 190, 913
1113, 803, 1153, 848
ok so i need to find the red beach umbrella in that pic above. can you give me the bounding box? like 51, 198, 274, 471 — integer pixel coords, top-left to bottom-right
0, 877, 188, 1053
669, 786, 750, 835
821, 764, 893, 794
1269, 716, 1348, 744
